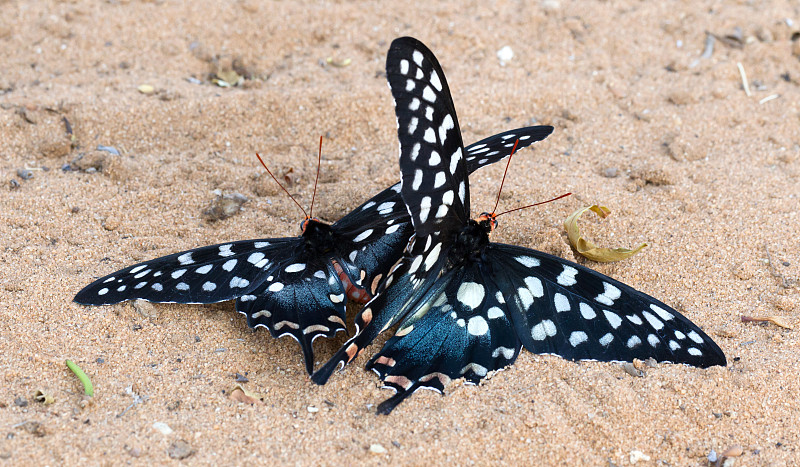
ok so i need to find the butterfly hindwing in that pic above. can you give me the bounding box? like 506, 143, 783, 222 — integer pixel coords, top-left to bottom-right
366, 262, 523, 414
236, 256, 347, 374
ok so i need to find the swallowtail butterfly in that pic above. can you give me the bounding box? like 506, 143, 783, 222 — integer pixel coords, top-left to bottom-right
311, 36, 726, 414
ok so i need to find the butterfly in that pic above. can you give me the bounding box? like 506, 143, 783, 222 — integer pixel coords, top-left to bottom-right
311, 36, 726, 414
74, 128, 553, 374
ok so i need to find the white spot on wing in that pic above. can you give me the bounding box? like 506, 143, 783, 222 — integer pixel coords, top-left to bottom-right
579, 302, 596, 319
353, 229, 373, 242
457, 282, 485, 309
467, 316, 489, 336
599, 333, 614, 347
202, 281, 216, 291
556, 265, 578, 286
222, 259, 237, 271
531, 320, 557, 340
514, 256, 540, 268
285, 263, 306, 273
554, 293, 570, 312
569, 331, 588, 347
603, 310, 622, 328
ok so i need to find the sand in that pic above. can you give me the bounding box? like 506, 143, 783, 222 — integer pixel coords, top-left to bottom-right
2, 0, 799, 465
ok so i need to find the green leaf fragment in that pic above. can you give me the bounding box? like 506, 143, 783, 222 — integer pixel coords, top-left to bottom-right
65, 359, 94, 397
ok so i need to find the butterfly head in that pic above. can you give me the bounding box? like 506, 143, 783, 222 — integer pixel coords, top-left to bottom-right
477, 212, 498, 235
300, 216, 322, 233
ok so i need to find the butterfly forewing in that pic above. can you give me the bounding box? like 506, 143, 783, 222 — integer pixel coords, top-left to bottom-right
489, 244, 726, 367
387, 37, 470, 237
332, 184, 414, 297
464, 126, 554, 171
74, 238, 297, 306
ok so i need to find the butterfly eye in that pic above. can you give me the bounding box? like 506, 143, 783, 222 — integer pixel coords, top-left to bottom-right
300, 218, 309, 232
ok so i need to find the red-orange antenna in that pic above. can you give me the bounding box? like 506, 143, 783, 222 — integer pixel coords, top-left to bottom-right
308, 135, 323, 219
495, 192, 572, 218
487, 137, 571, 218
255, 152, 309, 219
491, 138, 520, 215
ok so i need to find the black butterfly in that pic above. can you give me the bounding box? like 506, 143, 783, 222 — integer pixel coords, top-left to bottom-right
311, 36, 726, 414
74, 127, 553, 374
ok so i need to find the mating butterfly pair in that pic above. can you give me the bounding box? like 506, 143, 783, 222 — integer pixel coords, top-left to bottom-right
74, 122, 553, 374
309, 37, 726, 414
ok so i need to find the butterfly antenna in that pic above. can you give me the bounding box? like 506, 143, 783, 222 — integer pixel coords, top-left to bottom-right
255, 152, 309, 219
491, 138, 520, 215
309, 135, 323, 219
496, 192, 573, 218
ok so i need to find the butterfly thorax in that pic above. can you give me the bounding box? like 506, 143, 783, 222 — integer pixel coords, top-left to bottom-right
300, 218, 337, 256
446, 218, 493, 269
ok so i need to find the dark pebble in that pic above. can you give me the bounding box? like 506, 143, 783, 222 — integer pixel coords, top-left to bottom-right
132, 324, 142, 331
96, 357, 105, 364
234, 373, 249, 383
13, 397, 27, 407
16, 169, 33, 180
9, 179, 20, 190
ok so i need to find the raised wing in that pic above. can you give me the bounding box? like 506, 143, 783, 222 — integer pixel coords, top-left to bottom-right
387, 36, 470, 237
465, 126, 553, 171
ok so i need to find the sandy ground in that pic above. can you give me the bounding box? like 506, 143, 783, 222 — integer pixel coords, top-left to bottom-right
2, 0, 800, 465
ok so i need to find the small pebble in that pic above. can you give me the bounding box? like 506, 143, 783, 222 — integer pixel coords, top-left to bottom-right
9, 179, 20, 189
14, 397, 28, 407
202, 192, 248, 222
307, 406, 319, 413
602, 167, 619, 178
369, 443, 387, 454
629, 450, 650, 463
153, 422, 173, 435
16, 169, 33, 180
708, 449, 718, 462
497, 46, 514, 65
234, 373, 249, 383
96, 145, 120, 155
96, 357, 105, 364
167, 440, 195, 460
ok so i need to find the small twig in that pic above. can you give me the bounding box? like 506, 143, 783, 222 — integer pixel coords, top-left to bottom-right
737, 62, 751, 97
65, 360, 93, 397
117, 385, 148, 417
764, 244, 797, 288
758, 94, 779, 104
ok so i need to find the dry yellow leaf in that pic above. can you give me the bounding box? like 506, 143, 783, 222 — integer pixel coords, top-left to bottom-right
229, 384, 266, 405
34, 390, 55, 405
564, 205, 647, 262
